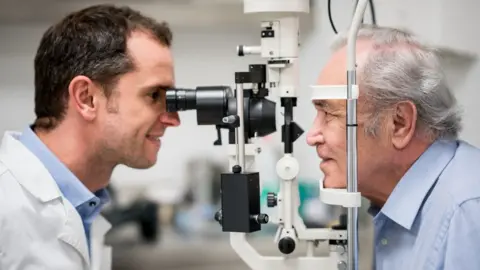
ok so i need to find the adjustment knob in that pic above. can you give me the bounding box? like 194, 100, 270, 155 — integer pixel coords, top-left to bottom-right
278, 237, 296, 254
252, 213, 269, 224
267, 192, 277, 207
237, 45, 244, 56
214, 210, 222, 225
232, 165, 242, 173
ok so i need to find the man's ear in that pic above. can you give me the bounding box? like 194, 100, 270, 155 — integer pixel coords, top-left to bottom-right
390, 101, 417, 149
68, 75, 100, 122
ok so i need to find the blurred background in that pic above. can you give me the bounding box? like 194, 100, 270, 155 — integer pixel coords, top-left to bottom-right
1, 0, 479, 269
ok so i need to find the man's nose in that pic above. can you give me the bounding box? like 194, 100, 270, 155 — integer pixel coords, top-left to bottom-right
160, 111, 181, 127
306, 119, 324, 146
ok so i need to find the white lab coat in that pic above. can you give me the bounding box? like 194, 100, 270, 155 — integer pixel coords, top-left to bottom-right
0, 131, 112, 270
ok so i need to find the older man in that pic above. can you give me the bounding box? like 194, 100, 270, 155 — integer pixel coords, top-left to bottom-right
307, 25, 480, 269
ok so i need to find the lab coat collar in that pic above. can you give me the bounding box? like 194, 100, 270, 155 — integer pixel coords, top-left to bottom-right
0, 131, 91, 266
58, 201, 92, 267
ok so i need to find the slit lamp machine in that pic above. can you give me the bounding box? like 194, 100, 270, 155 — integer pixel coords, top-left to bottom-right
166, 0, 368, 269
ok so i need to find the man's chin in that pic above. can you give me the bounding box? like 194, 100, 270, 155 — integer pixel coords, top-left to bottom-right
124, 157, 157, 169
323, 176, 346, 189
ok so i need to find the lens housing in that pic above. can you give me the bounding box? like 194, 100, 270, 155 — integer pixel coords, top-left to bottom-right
166, 86, 276, 139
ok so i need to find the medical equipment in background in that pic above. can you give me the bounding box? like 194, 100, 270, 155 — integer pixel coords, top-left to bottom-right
165, 0, 368, 269
102, 185, 160, 243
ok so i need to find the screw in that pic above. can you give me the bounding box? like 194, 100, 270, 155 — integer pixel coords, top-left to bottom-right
337, 261, 347, 270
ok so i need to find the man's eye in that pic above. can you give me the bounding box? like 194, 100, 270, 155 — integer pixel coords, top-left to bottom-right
151, 92, 160, 100
324, 111, 336, 121
150, 91, 164, 101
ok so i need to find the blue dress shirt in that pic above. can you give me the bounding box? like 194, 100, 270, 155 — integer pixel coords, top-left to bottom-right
368, 139, 480, 269
16, 126, 110, 252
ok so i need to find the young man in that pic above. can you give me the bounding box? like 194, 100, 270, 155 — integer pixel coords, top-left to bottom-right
307, 25, 480, 269
0, 5, 180, 270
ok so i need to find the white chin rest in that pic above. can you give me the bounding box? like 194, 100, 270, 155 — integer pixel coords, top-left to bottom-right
319, 179, 361, 208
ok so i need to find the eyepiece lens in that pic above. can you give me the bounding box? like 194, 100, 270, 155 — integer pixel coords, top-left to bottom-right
166, 88, 197, 112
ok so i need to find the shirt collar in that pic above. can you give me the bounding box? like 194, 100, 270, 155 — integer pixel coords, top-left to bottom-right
16, 126, 110, 213
371, 139, 458, 230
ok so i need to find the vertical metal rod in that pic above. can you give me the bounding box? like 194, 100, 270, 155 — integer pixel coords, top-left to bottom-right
346, 71, 358, 270
236, 83, 246, 170
346, 1, 369, 269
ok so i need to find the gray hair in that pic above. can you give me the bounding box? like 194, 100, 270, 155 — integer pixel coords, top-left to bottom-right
331, 25, 462, 140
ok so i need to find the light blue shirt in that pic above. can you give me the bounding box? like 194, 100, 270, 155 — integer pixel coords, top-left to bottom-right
368, 139, 480, 270
16, 126, 110, 252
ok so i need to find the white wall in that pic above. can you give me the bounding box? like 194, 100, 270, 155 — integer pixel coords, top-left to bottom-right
1, 0, 479, 204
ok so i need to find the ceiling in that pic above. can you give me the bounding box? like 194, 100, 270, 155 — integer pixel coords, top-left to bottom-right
0, 0, 261, 27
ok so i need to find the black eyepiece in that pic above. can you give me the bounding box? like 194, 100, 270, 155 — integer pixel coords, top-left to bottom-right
165, 85, 276, 141
166, 88, 197, 112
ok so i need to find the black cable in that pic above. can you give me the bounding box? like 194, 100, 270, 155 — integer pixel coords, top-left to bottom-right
328, 0, 338, 34
329, 0, 377, 35
369, 0, 377, 25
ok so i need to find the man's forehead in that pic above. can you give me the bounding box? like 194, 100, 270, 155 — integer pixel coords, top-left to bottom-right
317, 41, 371, 85
125, 30, 175, 88
314, 41, 372, 109
127, 30, 173, 70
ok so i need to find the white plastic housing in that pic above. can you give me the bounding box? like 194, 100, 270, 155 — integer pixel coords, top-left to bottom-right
227, 143, 259, 172
261, 17, 301, 98
260, 17, 299, 58
244, 0, 310, 13
310, 85, 359, 100
230, 233, 347, 270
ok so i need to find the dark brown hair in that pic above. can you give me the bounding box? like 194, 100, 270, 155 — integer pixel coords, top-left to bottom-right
33, 4, 173, 130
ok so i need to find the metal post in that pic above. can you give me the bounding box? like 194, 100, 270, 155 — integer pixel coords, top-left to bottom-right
346, 1, 369, 269
346, 70, 358, 270
236, 83, 246, 170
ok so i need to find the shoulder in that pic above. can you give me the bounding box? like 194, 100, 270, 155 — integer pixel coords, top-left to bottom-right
0, 163, 38, 223
447, 198, 480, 239
437, 141, 480, 203
414, 140, 480, 215
0, 162, 68, 260
437, 197, 480, 269
421, 141, 480, 222
0, 161, 64, 234
420, 142, 480, 238
415, 140, 480, 235
0, 161, 22, 212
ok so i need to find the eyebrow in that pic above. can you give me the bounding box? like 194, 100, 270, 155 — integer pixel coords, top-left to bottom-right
312, 100, 330, 109
143, 83, 174, 92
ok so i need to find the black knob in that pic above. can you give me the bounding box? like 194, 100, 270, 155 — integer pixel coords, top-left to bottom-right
214, 210, 222, 225
267, 192, 277, 207
237, 45, 245, 56
232, 165, 242, 173
278, 237, 296, 254
252, 213, 269, 224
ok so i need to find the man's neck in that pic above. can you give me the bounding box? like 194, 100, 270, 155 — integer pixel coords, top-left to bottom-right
34, 124, 114, 192
364, 138, 433, 209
